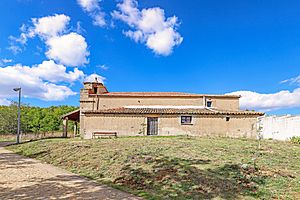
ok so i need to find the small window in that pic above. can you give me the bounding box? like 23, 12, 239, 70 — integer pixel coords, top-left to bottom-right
226, 116, 230, 122
181, 116, 192, 124
93, 87, 97, 94
206, 100, 212, 107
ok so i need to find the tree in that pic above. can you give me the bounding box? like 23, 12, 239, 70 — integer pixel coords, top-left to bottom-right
0, 103, 78, 135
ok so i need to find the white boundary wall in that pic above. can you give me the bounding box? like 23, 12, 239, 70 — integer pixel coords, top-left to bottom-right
258, 115, 300, 140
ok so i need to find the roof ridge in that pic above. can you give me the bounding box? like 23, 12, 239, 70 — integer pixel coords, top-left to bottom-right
90, 92, 241, 98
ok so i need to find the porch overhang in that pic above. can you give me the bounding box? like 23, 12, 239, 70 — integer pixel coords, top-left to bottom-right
61, 109, 80, 122
61, 109, 80, 138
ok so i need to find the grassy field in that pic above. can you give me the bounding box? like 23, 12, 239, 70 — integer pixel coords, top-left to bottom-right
6, 136, 300, 199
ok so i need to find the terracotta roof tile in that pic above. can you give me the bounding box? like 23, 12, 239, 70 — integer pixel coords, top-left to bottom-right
83, 107, 264, 116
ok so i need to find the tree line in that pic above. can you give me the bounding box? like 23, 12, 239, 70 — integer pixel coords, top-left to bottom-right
0, 103, 78, 135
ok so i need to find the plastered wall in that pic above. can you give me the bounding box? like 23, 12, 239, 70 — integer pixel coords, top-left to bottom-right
82, 114, 258, 139
259, 115, 300, 140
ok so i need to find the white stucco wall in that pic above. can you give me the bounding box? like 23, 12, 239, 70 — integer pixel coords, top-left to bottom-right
258, 115, 300, 140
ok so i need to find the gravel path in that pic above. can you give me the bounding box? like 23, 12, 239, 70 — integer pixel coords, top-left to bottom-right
0, 145, 141, 200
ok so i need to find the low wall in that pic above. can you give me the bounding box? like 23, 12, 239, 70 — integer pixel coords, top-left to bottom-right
0, 132, 70, 142
258, 115, 300, 140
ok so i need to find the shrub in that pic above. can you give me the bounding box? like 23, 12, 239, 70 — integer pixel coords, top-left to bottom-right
290, 136, 300, 144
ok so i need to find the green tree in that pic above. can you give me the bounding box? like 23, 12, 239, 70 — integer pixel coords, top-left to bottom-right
0, 103, 78, 135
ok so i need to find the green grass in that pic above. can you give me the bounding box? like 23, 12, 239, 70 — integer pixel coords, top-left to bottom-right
6, 136, 300, 199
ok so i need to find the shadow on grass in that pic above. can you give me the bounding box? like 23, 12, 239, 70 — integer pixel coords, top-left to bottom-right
114, 156, 268, 199
0, 174, 138, 200
3, 136, 69, 148
0, 148, 139, 200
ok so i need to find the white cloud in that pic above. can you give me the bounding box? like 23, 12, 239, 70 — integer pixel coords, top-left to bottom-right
92, 12, 106, 27
77, 0, 106, 27
45, 32, 89, 66
0, 61, 84, 101
0, 58, 13, 67
146, 27, 182, 55
228, 89, 300, 111
3, 14, 107, 104
97, 64, 108, 70
32, 60, 84, 83
0, 98, 10, 106
84, 73, 105, 83
77, 0, 100, 12
112, 0, 183, 55
280, 75, 300, 85
8, 14, 70, 53
1, 58, 13, 63
8, 14, 90, 67
30, 14, 70, 39
7, 45, 22, 54
42, 83, 76, 101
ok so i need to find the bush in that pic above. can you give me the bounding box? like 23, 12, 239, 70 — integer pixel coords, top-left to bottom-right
290, 136, 300, 144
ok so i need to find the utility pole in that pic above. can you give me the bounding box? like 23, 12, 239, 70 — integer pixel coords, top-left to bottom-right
13, 87, 21, 144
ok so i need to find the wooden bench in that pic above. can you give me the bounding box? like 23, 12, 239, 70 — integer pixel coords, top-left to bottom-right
92, 131, 117, 138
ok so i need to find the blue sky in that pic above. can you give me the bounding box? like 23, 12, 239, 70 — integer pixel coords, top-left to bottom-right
1, 0, 300, 115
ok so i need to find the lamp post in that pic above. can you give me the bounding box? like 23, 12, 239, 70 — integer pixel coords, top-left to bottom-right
13, 87, 21, 144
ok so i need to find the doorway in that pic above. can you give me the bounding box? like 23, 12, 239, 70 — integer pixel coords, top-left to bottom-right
147, 117, 158, 135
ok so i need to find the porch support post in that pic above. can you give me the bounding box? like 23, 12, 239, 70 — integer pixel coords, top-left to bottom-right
73, 121, 78, 138
63, 117, 68, 138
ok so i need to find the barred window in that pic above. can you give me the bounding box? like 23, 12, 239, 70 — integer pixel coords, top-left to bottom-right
226, 116, 230, 122
206, 100, 212, 107
181, 116, 192, 124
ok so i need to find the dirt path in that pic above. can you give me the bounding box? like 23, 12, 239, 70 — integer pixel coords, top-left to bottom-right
0, 146, 141, 200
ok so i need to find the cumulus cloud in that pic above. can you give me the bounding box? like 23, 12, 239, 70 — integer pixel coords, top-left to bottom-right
29, 14, 70, 39
9, 14, 90, 67
112, 0, 183, 55
46, 33, 89, 66
32, 60, 84, 83
84, 73, 105, 83
41, 83, 76, 101
0, 60, 84, 103
8, 14, 70, 50
2, 14, 106, 105
228, 89, 300, 111
77, 0, 106, 27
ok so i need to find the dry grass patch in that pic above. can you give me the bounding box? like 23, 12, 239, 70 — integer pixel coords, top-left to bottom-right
7, 136, 300, 199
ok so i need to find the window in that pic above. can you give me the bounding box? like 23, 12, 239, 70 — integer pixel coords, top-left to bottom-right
226, 116, 230, 122
206, 100, 212, 107
181, 116, 192, 124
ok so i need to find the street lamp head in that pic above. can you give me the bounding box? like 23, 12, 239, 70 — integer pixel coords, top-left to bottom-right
13, 87, 21, 92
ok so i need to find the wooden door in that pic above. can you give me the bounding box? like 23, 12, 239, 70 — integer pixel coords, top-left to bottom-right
147, 117, 158, 135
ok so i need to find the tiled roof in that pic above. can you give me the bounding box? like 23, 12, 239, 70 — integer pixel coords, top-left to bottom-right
89, 92, 240, 98
83, 107, 264, 116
